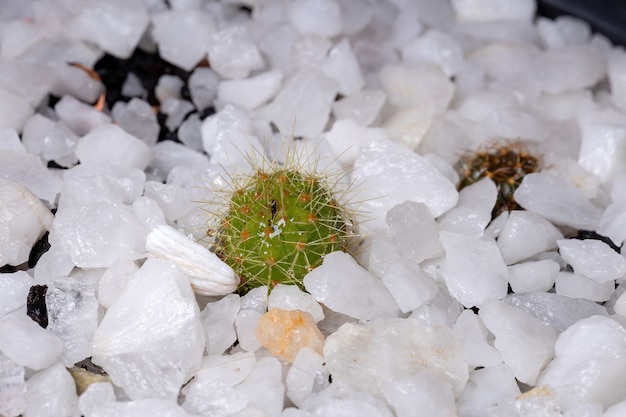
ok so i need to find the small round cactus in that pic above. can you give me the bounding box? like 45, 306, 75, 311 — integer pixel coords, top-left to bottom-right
211, 162, 354, 294
457, 141, 540, 218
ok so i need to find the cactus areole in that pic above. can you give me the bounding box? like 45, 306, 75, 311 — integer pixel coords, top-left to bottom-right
215, 168, 349, 293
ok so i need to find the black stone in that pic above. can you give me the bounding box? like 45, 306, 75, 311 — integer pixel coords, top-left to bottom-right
27, 285, 49, 329
28, 231, 51, 268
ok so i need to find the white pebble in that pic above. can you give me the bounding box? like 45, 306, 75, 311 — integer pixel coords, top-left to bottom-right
323, 318, 468, 397
75, 123, 153, 170
268, 284, 324, 323
0, 312, 63, 370
50, 202, 147, 268
189, 68, 219, 111
265, 66, 338, 138
557, 239, 626, 283
0, 88, 33, 132
218, 70, 283, 110
438, 177, 497, 238
111, 98, 159, 146
286, 347, 328, 407
0, 354, 26, 417
332, 89, 386, 126
235, 309, 262, 352
453, 310, 502, 368
304, 251, 399, 320
514, 173, 603, 230
22, 114, 79, 166
24, 362, 78, 417
67, 0, 149, 58
92, 259, 205, 400
598, 202, 626, 247
0, 271, 31, 318
508, 259, 560, 294
0, 150, 62, 205
440, 232, 509, 308
555, 271, 615, 302
401, 30, 464, 77
78, 382, 115, 417
534, 46, 605, 94
321, 39, 364, 95
324, 118, 388, 167
382, 106, 435, 150
378, 63, 454, 113
0, 179, 53, 266
200, 294, 240, 355
151, 10, 216, 71
54, 95, 111, 136
479, 298, 557, 385
97, 259, 139, 310
235, 357, 285, 417
351, 140, 458, 232
456, 364, 521, 417
0, 59, 55, 108
383, 371, 456, 417
208, 25, 265, 79
289, 0, 343, 38
451, 0, 536, 22
537, 316, 626, 410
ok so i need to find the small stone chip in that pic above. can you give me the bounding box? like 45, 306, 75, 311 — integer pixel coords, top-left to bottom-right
26, 285, 48, 329
255, 308, 325, 363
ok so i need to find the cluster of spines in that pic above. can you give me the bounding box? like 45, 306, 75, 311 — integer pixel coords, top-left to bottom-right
215, 167, 350, 294
457, 141, 540, 218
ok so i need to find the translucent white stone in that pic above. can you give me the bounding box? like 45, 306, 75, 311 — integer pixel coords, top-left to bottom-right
298, 382, 393, 416
497, 210, 563, 265
121, 72, 146, 100
0, 128, 24, 152
143, 181, 196, 222
75, 123, 153, 170
161, 97, 194, 131
235, 357, 285, 417
0, 271, 31, 318
67, 0, 149, 58
50, 63, 104, 104
303, 251, 399, 321
508, 259, 560, 294
218, 70, 283, 110
401, 30, 464, 77
291, 34, 332, 70
152, 10, 216, 71
208, 25, 265, 79
289, 0, 343, 38
78, 382, 116, 417
440, 232, 508, 308
382, 106, 434, 150
324, 318, 468, 397
268, 284, 324, 323
149, 139, 209, 179
54, 95, 111, 136
111, 98, 159, 146
235, 309, 262, 352
555, 271, 615, 302
239, 286, 269, 314
0, 354, 26, 417
456, 365, 521, 417
178, 113, 204, 151
383, 371, 456, 417
438, 177, 497, 238
609, 50, 626, 112
479, 298, 557, 385
451, 0, 536, 22
46, 275, 99, 366
378, 63, 454, 113
0, 150, 61, 205
598, 202, 626, 246
536, 90, 593, 121
49, 202, 147, 268
200, 294, 239, 355
351, 140, 458, 233
537, 316, 626, 410
188, 68, 219, 111
0, 312, 63, 370
21, 114, 79, 166
132, 196, 167, 232
453, 310, 502, 368
83, 398, 192, 417
321, 39, 364, 95
324, 118, 388, 167
24, 362, 78, 417
514, 173, 603, 230
286, 347, 328, 407
557, 239, 626, 283
0, 58, 55, 108
92, 259, 205, 400
0, 179, 53, 266
265, 66, 338, 138
534, 46, 605, 94
332, 89, 386, 126
98, 259, 139, 310
0, 87, 33, 132
58, 163, 146, 211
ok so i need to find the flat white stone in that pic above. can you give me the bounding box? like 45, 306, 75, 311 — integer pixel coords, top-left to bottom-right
321, 39, 364, 95
24, 362, 78, 417
451, 0, 536, 22
508, 259, 560, 293
0, 271, 32, 318
438, 177, 497, 238
200, 294, 240, 356
218, 70, 283, 110
268, 284, 324, 323
332, 89, 386, 126
0, 87, 33, 132
453, 310, 502, 368
207, 25, 265, 79
324, 118, 388, 167
289, 0, 343, 37
555, 271, 615, 302
557, 239, 626, 283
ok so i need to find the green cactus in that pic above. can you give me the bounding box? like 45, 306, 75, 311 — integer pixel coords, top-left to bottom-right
213, 166, 352, 294
457, 141, 541, 218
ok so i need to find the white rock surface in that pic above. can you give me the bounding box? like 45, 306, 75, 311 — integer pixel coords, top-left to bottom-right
0, 179, 53, 266
234, 357, 285, 416
456, 364, 521, 417
188, 68, 219, 111
453, 310, 502, 368
208, 25, 265, 79
0, 312, 63, 370
324, 318, 468, 397
78, 382, 115, 417
67, 0, 149, 58
0, 150, 62, 205
235, 309, 262, 352
332, 89, 386, 126
557, 239, 626, 283
50, 202, 147, 268
324, 118, 388, 167
75, 123, 153, 170
479, 298, 557, 385
321, 39, 364, 95
451, 0, 536, 22
534, 46, 605, 94
351, 140, 458, 232
514, 173, 603, 230
24, 362, 78, 417
0, 87, 33, 131
0, 58, 55, 108
508, 259, 560, 293
383, 371, 456, 417
112, 98, 160, 146
609, 50, 626, 111
497, 210, 564, 265
151, 10, 216, 71
555, 271, 615, 302
438, 177, 497, 238
21, 114, 78, 166
598, 202, 626, 247
268, 284, 324, 323
289, 0, 343, 38
54, 95, 111, 136
200, 294, 239, 356
537, 316, 626, 411
218, 70, 283, 110
401, 30, 464, 77
286, 348, 328, 407
304, 251, 399, 321
0, 271, 31, 318
0, 354, 26, 417
440, 232, 509, 308
92, 259, 205, 400
97, 259, 138, 310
